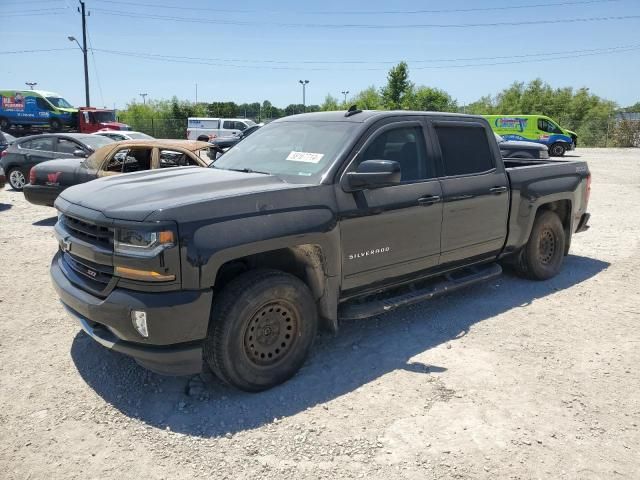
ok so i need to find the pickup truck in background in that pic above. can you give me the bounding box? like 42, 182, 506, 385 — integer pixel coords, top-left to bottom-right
186, 117, 257, 141
50, 110, 591, 392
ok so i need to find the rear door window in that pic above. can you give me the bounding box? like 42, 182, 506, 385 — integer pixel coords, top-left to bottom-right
21, 137, 55, 152
158, 149, 199, 168
222, 121, 234, 129
434, 125, 494, 176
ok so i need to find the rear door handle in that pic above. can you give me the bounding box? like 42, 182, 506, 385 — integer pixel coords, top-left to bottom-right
417, 195, 441, 206
489, 186, 508, 194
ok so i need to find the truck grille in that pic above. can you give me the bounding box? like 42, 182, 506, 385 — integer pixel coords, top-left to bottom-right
62, 214, 113, 247
63, 252, 113, 286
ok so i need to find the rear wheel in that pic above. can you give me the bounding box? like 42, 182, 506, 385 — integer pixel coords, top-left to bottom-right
0, 117, 10, 130
549, 142, 566, 157
514, 210, 566, 280
204, 269, 318, 392
7, 167, 26, 191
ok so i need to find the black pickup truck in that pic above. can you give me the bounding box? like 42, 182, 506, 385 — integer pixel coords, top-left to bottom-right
50, 110, 591, 391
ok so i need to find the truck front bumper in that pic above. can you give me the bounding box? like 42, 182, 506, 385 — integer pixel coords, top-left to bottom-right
51, 252, 212, 375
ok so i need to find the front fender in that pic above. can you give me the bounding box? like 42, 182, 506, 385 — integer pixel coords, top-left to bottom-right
182, 207, 340, 289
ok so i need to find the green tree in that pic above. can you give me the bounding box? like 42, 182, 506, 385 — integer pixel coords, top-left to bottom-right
404, 86, 458, 112
321, 94, 340, 111
352, 86, 382, 110
381, 61, 412, 109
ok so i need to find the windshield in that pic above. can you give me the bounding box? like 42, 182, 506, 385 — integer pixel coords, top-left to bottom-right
127, 132, 153, 139
46, 96, 73, 109
4, 132, 17, 143
212, 121, 358, 180
494, 133, 505, 143
91, 111, 116, 123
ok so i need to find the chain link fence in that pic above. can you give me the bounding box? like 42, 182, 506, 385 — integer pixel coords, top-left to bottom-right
119, 114, 640, 147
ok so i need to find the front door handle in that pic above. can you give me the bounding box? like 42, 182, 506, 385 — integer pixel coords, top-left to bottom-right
489, 186, 508, 194
417, 195, 441, 206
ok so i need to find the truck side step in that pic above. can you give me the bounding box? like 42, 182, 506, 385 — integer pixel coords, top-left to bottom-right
338, 263, 502, 320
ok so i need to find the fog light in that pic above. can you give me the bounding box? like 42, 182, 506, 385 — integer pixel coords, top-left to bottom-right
131, 310, 149, 337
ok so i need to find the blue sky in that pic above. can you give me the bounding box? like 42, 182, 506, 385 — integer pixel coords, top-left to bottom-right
2, 0, 639, 110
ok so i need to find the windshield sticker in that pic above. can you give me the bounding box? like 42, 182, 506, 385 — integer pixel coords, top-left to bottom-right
286, 151, 324, 163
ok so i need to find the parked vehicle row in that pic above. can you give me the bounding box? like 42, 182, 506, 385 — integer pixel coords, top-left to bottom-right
24, 139, 213, 206
48, 109, 591, 392
0, 89, 130, 133
1, 133, 115, 190
484, 114, 577, 157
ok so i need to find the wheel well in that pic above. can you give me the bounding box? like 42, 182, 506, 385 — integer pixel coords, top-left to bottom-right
213, 245, 335, 329
537, 199, 572, 254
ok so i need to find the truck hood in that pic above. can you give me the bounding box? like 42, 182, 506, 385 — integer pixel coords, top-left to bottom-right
57, 167, 302, 222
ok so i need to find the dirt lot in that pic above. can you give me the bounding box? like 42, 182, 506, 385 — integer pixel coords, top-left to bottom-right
0, 148, 639, 479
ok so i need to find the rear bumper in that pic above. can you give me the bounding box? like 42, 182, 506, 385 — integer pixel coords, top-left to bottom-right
51, 251, 212, 375
576, 213, 590, 233
24, 184, 62, 207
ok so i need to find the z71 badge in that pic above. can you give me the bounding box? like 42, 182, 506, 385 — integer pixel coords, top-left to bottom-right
348, 247, 390, 260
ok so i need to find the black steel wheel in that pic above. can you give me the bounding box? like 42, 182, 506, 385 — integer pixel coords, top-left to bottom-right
204, 269, 317, 392
549, 142, 566, 157
515, 210, 566, 280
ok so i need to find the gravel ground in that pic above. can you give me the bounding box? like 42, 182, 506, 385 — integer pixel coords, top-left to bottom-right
0, 148, 639, 479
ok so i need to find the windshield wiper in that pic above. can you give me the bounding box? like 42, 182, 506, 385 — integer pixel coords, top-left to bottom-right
213, 166, 270, 175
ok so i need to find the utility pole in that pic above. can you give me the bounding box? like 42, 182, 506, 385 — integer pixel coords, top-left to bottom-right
139, 93, 148, 104
25, 82, 37, 90
195, 83, 198, 104
299, 80, 309, 112
79, 1, 90, 107
341, 90, 349, 104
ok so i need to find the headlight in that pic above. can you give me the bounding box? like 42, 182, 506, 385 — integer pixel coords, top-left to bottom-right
114, 228, 175, 257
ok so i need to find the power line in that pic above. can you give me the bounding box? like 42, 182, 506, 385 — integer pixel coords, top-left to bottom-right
0, 48, 77, 55
90, 9, 640, 29
86, 16, 106, 108
91, 45, 640, 71
91, 0, 622, 15
3, 11, 66, 17
90, 43, 640, 66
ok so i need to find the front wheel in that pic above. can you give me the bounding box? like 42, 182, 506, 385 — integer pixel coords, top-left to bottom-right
50, 118, 62, 132
204, 269, 318, 392
514, 210, 566, 280
549, 142, 566, 157
7, 167, 26, 191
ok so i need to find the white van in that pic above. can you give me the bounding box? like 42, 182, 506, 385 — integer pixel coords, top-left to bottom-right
186, 117, 257, 141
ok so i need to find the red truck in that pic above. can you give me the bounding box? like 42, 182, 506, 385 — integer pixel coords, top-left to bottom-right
74, 107, 131, 133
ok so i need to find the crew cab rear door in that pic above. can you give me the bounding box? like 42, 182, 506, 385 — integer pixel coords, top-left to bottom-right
336, 119, 443, 292
431, 121, 509, 264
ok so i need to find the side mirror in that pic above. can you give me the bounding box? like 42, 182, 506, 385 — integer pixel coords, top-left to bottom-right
346, 160, 401, 190
73, 149, 88, 158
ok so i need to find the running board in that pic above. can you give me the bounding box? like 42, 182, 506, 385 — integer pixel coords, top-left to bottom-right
339, 263, 502, 320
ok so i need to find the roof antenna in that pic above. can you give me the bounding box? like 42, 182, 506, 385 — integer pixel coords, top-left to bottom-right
344, 104, 362, 117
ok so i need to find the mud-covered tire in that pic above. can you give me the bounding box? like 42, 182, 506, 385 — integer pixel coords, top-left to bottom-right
549, 142, 566, 157
204, 269, 318, 392
514, 210, 566, 280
